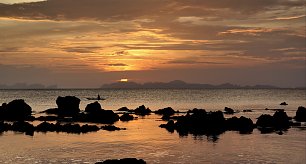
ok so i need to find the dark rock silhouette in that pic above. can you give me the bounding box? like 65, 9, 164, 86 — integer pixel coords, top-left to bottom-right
224, 107, 234, 114
256, 110, 290, 133
56, 96, 80, 116
85, 101, 102, 113
36, 116, 58, 121
0, 121, 11, 133
226, 116, 254, 134
133, 105, 151, 115
41, 108, 59, 115
117, 107, 129, 111
295, 106, 306, 122
280, 102, 288, 105
155, 107, 175, 116
101, 125, 126, 131
96, 158, 146, 164
243, 109, 253, 112
0, 99, 32, 121
120, 113, 134, 121
11, 121, 35, 136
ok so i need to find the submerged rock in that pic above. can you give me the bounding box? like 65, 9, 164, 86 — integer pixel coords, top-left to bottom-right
96, 158, 146, 164
120, 113, 134, 121
101, 125, 126, 131
295, 106, 306, 122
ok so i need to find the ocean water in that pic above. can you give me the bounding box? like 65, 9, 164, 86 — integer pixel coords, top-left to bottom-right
0, 89, 305, 163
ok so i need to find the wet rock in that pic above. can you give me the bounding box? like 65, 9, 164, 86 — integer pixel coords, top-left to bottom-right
0, 121, 11, 133
56, 96, 80, 116
77, 110, 119, 124
295, 106, 306, 122
96, 158, 146, 164
273, 110, 290, 129
159, 120, 175, 133
120, 113, 134, 121
36, 122, 57, 132
117, 107, 129, 111
226, 116, 254, 133
256, 110, 290, 132
85, 101, 102, 113
224, 107, 234, 114
101, 125, 126, 131
0, 99, 32, 121
280, 102, 288, 105
256, 114, 274, 128
155, 107, 175, 116
81, 124, 100, 133
133, 105, 151, 116
11, 121, 35, 136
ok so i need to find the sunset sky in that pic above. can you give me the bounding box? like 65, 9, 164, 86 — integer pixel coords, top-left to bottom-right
0, 0, 305, 88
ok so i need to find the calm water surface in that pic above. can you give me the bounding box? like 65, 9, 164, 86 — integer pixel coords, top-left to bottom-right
0, 89, 305, 163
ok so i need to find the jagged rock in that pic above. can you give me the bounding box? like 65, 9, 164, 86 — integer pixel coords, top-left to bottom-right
295, 106, 306, 122
0, 99, 32, 121
56, 96, 80, 116
120, 113, 134, 121
226, 116, 254, 133
96, 158, 146, 164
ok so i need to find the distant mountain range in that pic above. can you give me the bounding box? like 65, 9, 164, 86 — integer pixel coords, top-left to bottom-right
0, 83, 58, 89
101, 80, 278, 89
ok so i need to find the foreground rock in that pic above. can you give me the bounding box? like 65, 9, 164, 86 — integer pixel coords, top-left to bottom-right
0, 100, 33, 121
256, 110, 290, 133
224, 107, 234, 114
295, 106, 306, 122
119, 113, 134, 121
101, 125, 126, 131
96, 158, 146, 164
56, 96, 80, 116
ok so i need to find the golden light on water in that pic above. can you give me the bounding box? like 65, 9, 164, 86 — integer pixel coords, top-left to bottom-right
120, 78, 128, 82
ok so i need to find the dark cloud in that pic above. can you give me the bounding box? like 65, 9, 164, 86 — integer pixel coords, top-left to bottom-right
165, 59, 230, 65
105, 63, 128, 67
62, 46, 102, 53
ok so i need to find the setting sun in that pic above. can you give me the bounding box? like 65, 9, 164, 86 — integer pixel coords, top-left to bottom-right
120, 78, 128, 82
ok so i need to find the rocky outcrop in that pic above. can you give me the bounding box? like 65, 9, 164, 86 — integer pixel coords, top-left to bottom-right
56, 96, 80, 116
224, 107, 234, 114
154, 107, 175, 116
256, 110, 290, 133
120, 113, 134, 121
133, 105, 151, 116
295, 106, 306, 122
0, 99, 32, 121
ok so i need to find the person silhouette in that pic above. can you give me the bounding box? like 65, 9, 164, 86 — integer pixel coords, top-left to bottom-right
97, 94, 101, 100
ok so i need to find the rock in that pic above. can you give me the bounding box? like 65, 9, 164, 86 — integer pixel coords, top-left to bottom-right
295, 106, 306, 122
256, 114, 274, 128
273, 110, 290, 129
117, 107, 129, 111
133, 105, 151, 115
77, 109, 119, 124
81, 124, 100, 133
155, 107, 175, 116
56, 96, 80, 116
0, 99, 32, 121
224, 107, 234, 114
101, 125, 126, 131
85, 101, 102, 113
243, 109, 253, 112
159, 120, 175, 133
36, 116, 58, 121
120, 113, 134, 121
96, 158, 146, 164
280, 102, 288, 105
226, 116, 254, 133
11, 121, 35, 136
36, 122, 57, 132
0, 121, 11, 133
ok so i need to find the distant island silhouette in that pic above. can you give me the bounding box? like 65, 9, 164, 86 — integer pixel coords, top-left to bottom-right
101, 80, 278, 89
0, 83, 57, 89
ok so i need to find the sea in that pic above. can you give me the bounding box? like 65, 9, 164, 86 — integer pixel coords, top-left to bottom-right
0, 89, 305, 163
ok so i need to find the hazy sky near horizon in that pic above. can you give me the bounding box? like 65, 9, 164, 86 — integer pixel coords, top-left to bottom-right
0, 0, 305, 88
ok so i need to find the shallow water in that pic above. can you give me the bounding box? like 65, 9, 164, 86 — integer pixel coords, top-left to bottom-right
0, 89, 305, 163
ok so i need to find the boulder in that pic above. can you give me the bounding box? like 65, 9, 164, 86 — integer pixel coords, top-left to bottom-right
101, 125, 126, 131
117, 107, 129, 111
0, 99, 32, 121
85, 101, 102, 113
224, 107, 234, 114
120, 113, 134, 121
280, 102, 288, 105
295, 106, 306, 122
256, 114, 274, 128
56, 96, 80, 116
134, 105, 151, 115
155, 107, 175, 116
226, 116, 254, 133
273, 110, 290, 129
